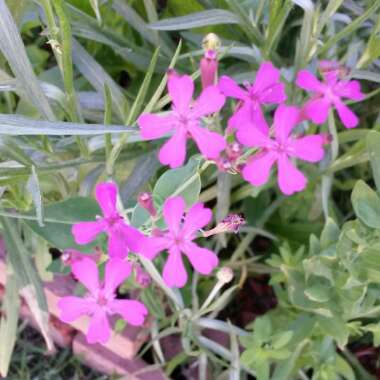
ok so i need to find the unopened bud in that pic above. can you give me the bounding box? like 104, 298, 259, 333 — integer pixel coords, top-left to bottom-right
226, 142, 242, 161
200, 49, 218, 89
319, 60, 349, 79
217, 267, 234, 284
134, 264, 152, 288
62, 249, 100, 266
320, 133, 332, 145
216, 157, 233, 172
202, 33, 221, 52
138, 192, 156, 217
203, 214, 245, 237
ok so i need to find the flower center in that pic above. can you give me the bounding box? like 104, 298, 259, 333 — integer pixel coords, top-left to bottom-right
97, 294, 108, 306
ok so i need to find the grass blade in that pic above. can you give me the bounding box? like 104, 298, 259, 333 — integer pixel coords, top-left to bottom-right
72, 39, 127, 122
0, 0, 55, 120
0, 268, 20, 377
1, 217, 54, 352
0, 114, 137, 135
149, 9, 240, 30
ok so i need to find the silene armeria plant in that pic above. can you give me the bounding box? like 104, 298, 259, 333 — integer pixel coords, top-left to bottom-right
2, 1, 380, 379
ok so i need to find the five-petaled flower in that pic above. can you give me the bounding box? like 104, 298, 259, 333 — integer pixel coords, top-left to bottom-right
141, 196, 219, 288
296, 68, 364, 128
239, 105, 325, 195
72, 182, 144, 258
58, 258, 148, 344
218, 61, 287, 133
137, 70, 226, 169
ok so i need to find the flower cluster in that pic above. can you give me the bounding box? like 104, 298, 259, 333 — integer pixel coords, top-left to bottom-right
57, 49, 365, 347
138, 58, 364, 195
58, 182, 225, 344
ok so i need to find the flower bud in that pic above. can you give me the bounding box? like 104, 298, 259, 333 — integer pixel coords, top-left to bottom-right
134, 264, 152, 288
203, 214, 246, 237
138, 192, 156, 217
200, 49, 218, 89
226, 142, 242, 161
202, 33, 221, 52
216, 267, 234, 284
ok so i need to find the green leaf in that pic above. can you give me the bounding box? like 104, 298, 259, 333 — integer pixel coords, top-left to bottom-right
304, 284, 331, 303
317, 315, 349, 348
72, 38, 127, 121
132, 157, 201, 227
0, 268, 20, 377
0, 114, 136, 135
149, 9, 240, 30
26, 166, 44, 227
367, 130, 380, 193
352, 180, 380, 228
320, 218, 340, 249
1, 217, 54, 351
0, 0, 55, 120
24, 197, 101, 251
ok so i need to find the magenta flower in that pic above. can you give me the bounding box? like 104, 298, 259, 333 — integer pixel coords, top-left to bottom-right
137, 71, 226, 168
72, 182, 144, 258
239, 105, 325, 195
296, 69, 364, 128
218, 61, 287, 133
141, 196, 219, 288
58, 258, 148, 344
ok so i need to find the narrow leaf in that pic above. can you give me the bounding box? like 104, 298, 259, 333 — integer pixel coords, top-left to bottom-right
0, 0, 55, 119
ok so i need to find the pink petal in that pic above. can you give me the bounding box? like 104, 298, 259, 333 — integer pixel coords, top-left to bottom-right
104, 258, 132, 296
137, 113, 175, 139
189, 125, 226, 159
108, 222, 146, 258
163, 246, 187, 288
163, 196, 185, 234
182, 202, 212, 238
95, 182, 118, 218
72, 257, 99, 294
334, 80, 364, 101
236, 119, 270, 148
273, 105, 300, 142
71, 220, 105, 245
277, 155, 307, 195
167, 72, 194, 113
242, 151, 277, 187
218, 75, 248, 100
158, 129, 187, 168
110, 300, 148, 326
192, 85, 225, 117
290, 135, 325, 162
303, 98, 330, 124
139, 236, 170, 260
230, 103, 269, 135
259, 82, 287, 104
252, 62, 281, 94
58, 296, 95, 323
296, 70, 323, 92
86, 309, 111, 344
120, 223, 146, 253
334, 99, 359, 129
183, 241, 218, 275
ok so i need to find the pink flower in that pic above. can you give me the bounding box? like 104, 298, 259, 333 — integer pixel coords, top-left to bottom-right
218, 61, 287, 133
137, 71, 226, 168
200, 50, 218, 89
141, 196, 219, 288
239, 105, 325, 195
296, 68, 364, 128
58, 258, 148, 344
72, 182, 145, 258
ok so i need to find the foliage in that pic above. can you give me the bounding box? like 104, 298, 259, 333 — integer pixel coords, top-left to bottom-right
0, 0, 379, 379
